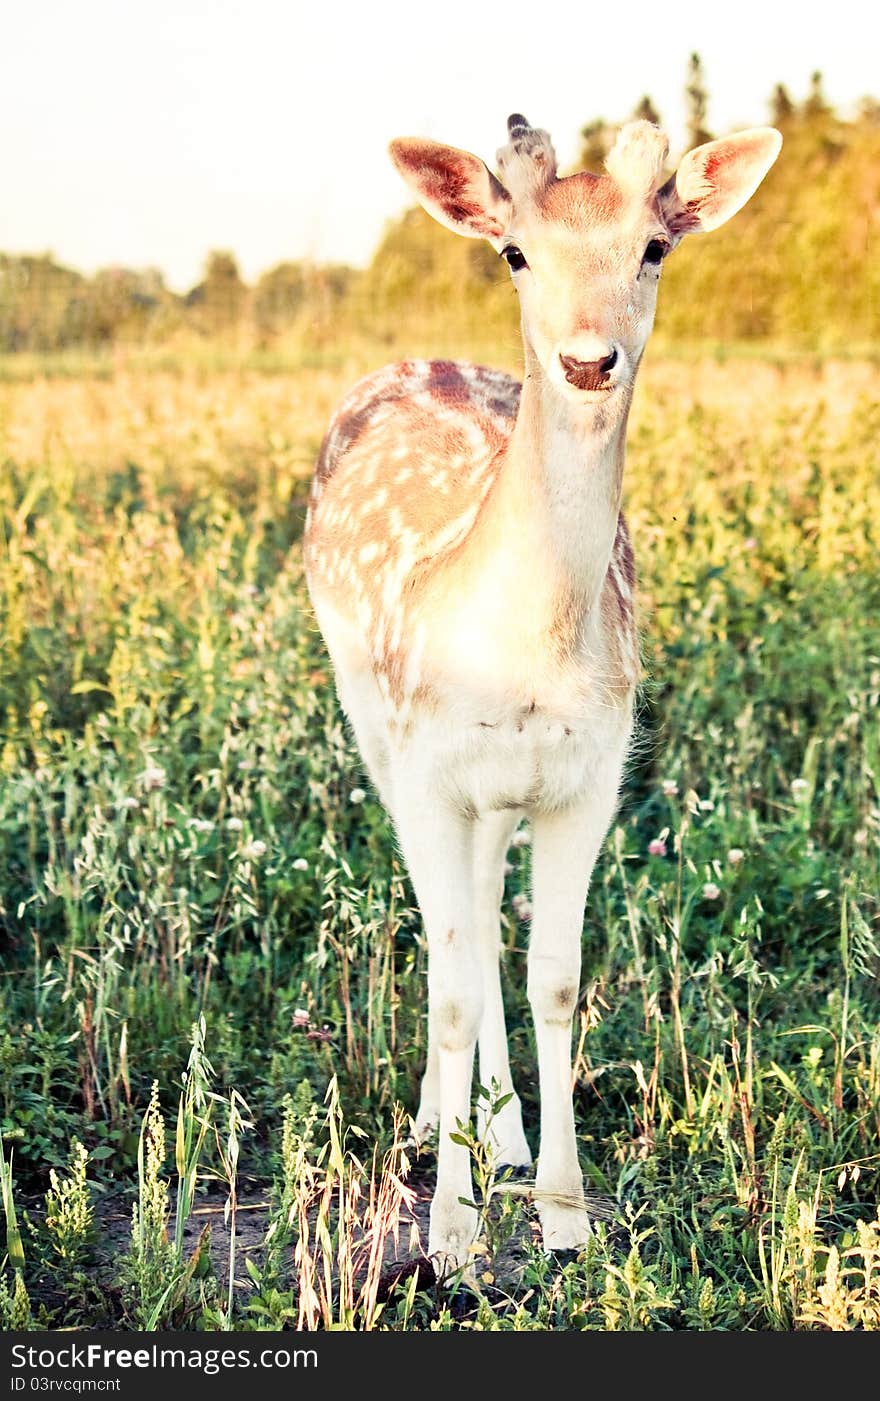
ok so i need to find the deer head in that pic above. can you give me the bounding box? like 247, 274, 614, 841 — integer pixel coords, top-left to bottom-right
390, 115, 781, 405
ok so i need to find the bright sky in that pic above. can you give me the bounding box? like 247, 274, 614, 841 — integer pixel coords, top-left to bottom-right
2, 1, 876, 291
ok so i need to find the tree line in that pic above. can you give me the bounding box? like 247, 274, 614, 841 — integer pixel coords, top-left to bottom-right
0, 250, 358, 354
2, 63, 879, 353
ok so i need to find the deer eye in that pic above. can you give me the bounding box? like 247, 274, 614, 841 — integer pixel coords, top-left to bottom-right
642, 238, 669, 266
502, 245, 528, 272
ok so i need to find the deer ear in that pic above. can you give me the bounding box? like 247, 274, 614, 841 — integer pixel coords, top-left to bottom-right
659, 128, 782, 237
389, 138, 511, 245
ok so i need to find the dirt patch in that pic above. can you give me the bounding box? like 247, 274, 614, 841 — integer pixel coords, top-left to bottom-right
90, 1169, 619, 1303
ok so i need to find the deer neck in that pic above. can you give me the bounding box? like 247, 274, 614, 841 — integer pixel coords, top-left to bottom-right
478, 343, 631, 621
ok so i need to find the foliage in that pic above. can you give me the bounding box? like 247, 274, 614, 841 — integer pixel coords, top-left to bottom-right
44, 1139, 93, 1265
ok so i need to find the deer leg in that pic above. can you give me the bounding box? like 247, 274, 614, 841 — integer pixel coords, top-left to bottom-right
392, 776, 481, 1276
528, 785, 620, 1251
473, 811, 531, 1166
412, 1021, 440, 1143
333, 671, 396, 815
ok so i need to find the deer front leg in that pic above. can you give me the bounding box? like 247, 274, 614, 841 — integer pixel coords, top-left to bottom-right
415, 811, 531, 1166
473, 811, 531, 1167
528, 795, 617, 1251
393, 776, 482, 1276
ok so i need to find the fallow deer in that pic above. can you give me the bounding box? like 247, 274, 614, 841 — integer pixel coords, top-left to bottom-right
304, 114, 781, 1274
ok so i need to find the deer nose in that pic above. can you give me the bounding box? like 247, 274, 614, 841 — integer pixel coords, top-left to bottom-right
559, 346, 619, 391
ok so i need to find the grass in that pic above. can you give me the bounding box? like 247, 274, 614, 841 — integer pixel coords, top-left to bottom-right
0, 340, 878, 1331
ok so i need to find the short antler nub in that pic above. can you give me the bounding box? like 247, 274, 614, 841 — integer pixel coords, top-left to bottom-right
497, 113, 557, 200
604, 121, 669, 197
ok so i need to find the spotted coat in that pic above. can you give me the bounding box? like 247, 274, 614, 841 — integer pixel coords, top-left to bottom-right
304, 357, 638, 717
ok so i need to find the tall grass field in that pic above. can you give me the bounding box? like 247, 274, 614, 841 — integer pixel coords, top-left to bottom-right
0, 343, 878, 1331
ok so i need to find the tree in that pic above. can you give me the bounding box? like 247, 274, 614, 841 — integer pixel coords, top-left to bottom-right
253, 262, 307, 339
187, 251, 247, 335
856, 95, 880, 127
0, 254, 87, 351
632, 95, 661, 127
685, 52, 713, 149
770, 83, 795, 126
579, 118, 614, 173
804, 70, 831, 119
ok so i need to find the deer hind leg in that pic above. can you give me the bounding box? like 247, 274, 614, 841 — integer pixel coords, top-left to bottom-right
333, 679, 395, 814
392, 770, 481, 1276
529, 780, 622, 1252
473, 811, 532, 1167
313, 600, 396, 812
413, 1031, 440, 1144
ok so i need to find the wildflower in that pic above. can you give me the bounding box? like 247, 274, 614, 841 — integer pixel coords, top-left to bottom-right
292, 857, 309, 871
513, 897, 533, 922
349, 787, 367, 805
699, 799, 715, 812
744, 537, 758, 551
226, 817, 244, 832
702, 882, 721, 901
141, 765, 166, 791
188, 818, 214, 834
648, 838, 667, 857
511, 829, 531, 848
118, 797, 140, 811
661, 780, 678, 798
791, 778, 809, 799
727, 848, 745, 866
292, 1008, 310, 1030
241, 839, 267, 860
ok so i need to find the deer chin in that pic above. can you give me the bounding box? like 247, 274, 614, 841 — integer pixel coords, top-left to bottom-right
551, 377, 618, 408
